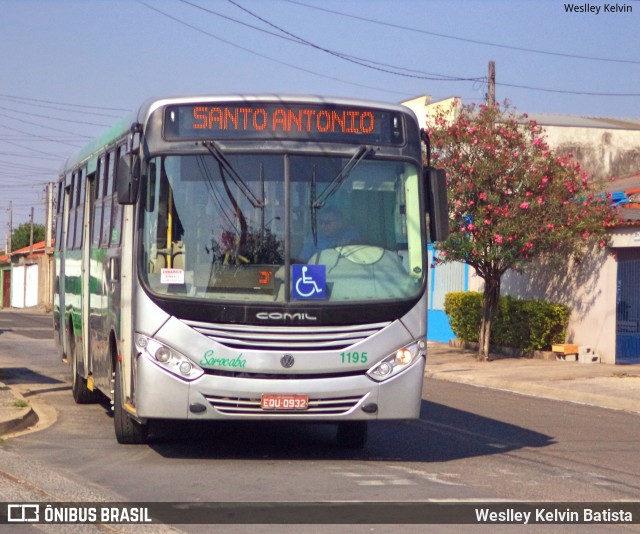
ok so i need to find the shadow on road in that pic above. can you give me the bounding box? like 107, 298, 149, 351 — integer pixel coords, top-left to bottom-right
0, 367, 64, 386
145, 399, 555, 463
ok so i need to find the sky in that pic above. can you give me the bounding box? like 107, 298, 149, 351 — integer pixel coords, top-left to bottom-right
1, 0, 639, 250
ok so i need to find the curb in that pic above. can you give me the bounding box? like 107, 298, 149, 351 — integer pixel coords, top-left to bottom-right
0, 406, 39, 437
0, 383, 40, 437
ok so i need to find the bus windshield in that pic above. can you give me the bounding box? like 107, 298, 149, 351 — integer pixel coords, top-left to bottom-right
141, 153, 424, 303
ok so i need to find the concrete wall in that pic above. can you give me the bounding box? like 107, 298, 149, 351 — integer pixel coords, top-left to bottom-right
543, 126, 640, 181
402, 96, 460, 130
500, 245, 617, 364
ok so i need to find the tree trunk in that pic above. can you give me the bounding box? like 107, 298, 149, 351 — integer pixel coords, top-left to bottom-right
479, 276, 501, 360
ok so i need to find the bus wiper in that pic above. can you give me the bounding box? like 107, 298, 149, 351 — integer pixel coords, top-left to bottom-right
312, 145, 370, 209
201, 140, 264, 208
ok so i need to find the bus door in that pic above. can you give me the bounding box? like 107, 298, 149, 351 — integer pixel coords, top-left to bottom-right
105, 145, 126, 356
89, 149, 118, 391
78, 167, 92, 377
88, 155, 110, 387
59, 179, 71, 362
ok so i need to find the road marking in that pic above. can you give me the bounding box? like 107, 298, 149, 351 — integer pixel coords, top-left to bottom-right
356, 479, 416, 486
386, 465, 465, 487
328, 465, 463, 488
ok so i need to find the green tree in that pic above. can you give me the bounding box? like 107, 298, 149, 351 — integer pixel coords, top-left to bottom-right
11, 222, 45, 252
429, 102, 617, 359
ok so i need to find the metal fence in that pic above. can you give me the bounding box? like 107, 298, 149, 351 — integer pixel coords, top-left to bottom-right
616, 250, 640, 363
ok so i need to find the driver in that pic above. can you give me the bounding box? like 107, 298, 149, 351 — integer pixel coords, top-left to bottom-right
301, 206, 360, 260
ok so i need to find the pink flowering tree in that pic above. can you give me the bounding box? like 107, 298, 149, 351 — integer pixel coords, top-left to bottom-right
429, 102, 617, 359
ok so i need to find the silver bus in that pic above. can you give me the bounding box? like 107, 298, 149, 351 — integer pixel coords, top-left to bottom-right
53, 95, 448, 447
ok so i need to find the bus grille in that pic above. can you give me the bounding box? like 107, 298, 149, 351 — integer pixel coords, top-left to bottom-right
182, 320, 391, 351
203, 395, 363, 415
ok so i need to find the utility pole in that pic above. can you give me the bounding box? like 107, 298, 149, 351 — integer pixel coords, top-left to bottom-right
29, 206, 34, 255
8, 200, 12, 253
45, 182, 53, 249
45, 182, 55, 311
488, 60, 496, 107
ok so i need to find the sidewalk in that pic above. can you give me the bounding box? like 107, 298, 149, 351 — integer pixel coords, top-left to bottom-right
2, 340, 640, 437
425, 341, 640, 414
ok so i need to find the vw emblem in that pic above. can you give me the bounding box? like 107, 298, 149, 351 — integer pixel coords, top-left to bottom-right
280, 354, 295, 368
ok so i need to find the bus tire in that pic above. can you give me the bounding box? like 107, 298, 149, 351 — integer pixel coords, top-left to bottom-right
113, 362, 149, 445
69, 332, 100, 404
336, 421, 368, 449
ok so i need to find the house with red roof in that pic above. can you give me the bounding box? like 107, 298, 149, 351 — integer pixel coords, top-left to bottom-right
0, 240, 53, 310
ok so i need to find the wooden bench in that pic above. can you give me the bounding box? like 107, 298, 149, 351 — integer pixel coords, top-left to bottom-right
552, 343, 579, 361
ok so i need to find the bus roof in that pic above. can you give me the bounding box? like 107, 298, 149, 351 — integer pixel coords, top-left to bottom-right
59, 111, 137, 174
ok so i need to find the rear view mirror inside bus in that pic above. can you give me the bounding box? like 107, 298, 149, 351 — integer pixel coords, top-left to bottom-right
117, 153, 141, 205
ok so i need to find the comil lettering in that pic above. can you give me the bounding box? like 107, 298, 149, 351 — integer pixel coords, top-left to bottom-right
256, 312, 318, 321
192, 106, 375, 135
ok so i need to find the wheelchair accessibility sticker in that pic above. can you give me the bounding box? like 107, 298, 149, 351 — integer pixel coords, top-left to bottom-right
292, 264, 326, 300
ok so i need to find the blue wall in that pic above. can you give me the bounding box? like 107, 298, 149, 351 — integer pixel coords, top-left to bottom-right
427, 309, 455, 342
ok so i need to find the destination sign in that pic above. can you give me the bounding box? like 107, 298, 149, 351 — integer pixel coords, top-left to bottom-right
164, 102, 404, 144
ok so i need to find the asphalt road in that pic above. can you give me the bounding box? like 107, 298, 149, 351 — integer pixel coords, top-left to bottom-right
1, 311, 639, 533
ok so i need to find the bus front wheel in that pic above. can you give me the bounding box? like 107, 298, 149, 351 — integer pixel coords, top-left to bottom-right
113, 363, 149, 445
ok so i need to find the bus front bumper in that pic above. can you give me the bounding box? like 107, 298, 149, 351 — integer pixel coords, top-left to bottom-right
135, 354, 425, 421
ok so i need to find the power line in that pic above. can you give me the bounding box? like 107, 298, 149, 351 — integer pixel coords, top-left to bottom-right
0, 184, 49, 190
0, 181, 53, 188
227, 0, 639, 97
0, 112, 93, 140
0, 93, 131, 113
0, 152, 62, 162
0, 161, 57, 172
227, 0, 479, 81
0, 95, 124, 119
0, 173, 55, 181
0, 136, 86, 142
136, 0, 435, 97
496, 80, 640, 97
282, 0, 640, 65
0, 105, 111, 128
0, 138, 64, 159
180, 0, 479, 82
0, 124, 84, 148
152, 0, 638, 100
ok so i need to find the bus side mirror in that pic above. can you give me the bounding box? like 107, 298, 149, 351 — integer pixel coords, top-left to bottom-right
117, 153, 140, 205
424, 166, 449, 243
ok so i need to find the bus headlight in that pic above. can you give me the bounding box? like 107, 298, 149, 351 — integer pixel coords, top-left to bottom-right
367, 339, 426, 382
135, 334, 204, 381
155, 347, 171, 363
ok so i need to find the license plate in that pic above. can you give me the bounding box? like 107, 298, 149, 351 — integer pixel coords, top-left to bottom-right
261, 394, 309, 410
